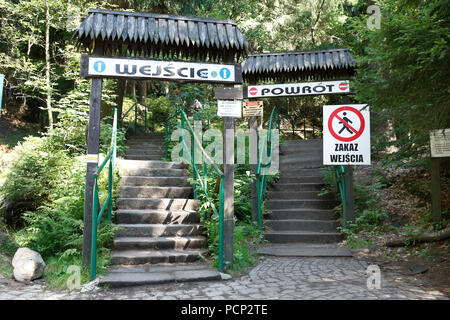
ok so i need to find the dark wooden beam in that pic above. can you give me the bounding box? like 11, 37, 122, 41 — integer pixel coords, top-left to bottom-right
82, 41, 104, 267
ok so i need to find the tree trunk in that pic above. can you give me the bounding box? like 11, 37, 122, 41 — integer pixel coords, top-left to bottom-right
138, 81, 147, 130
116, 79, 126, 119
386, 226, 450, 247
45, 0, 53, 130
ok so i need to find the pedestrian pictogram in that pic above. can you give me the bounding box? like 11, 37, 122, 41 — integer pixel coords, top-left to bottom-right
328, 106, 366, 142
323, 104, 371, 165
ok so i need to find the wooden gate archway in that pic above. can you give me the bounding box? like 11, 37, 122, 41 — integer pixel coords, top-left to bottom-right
74, 9, 249, 267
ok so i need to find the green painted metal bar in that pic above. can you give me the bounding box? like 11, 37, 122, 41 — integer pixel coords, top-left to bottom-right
334, 165, 348, 228
163, 109, 224, 270
90, 108, 118, 280
0, 74, 4, 119
256, 107, 278, 231
90, 181, 99, 280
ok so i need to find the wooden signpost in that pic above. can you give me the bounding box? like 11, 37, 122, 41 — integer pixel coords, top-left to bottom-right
429, 129, 450, 223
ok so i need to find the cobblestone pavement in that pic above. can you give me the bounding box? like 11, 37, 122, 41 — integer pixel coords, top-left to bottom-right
0, 257, 447, 300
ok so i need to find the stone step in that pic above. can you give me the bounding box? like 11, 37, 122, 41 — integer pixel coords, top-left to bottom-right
267, 190, 334, 200
118, 159, 187, 169
124, 154, 164, 161
119, 176, 190, 187
119, 168, 188, 177
116, 209, 199, 224
279, 161, 323, 169
117, 198, 199, 210
281, 139, 322, 146
272, 183, 324, 191
266, 219, 339, 232
268, 209, 336, 221
119, 186, 193, 198
115, 224, 203, 237
277, 176, 324, 184
125, 148, 164, 155
264, 231, 342, 243
98, 264, 221, 288
266, 199, 336, 210
126, 143, 165, 149
278, 168, 324, 176
280, 156, 323, 164
114, 236, 205, 250
110, 249, 207, 265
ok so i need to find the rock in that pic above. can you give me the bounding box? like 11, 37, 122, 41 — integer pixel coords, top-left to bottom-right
12, 248, 46, 282
81, 278, 100, 293
220, 272, 232, 280
0, 231, 9, 244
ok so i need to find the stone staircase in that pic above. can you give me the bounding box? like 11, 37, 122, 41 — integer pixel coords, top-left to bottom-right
99, 132, 221, 287
264, 139, 342, 244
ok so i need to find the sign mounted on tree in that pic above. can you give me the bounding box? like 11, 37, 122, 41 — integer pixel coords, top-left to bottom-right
243, 101, 263, 117
244, 80, 350, 98
323, 104, 371, 165
430, 129, 450, 158
81, 55, 243, 84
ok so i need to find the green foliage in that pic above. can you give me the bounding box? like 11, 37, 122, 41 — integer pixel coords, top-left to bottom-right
203, 216, 262, 271
0, 137, 73, 227
43, 249, 110, 290
349, 0, 450, 167
13, 157, 116, 258
356, 209, 389, 227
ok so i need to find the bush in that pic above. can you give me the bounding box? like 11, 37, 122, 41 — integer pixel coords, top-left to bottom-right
13, 157, 116, 258
0, 136, 73, 227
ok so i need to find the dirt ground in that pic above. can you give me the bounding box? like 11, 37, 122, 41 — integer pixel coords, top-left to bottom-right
349, 162, 450, 297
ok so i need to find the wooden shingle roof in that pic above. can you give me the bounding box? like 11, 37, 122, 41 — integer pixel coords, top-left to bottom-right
75, 9, 249, 62
242, 49, 357, 83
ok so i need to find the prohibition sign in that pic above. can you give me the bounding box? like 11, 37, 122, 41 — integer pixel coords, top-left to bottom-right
328, 106, 365, 142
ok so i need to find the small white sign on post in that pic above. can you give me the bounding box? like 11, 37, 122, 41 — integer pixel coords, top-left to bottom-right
323, 104, 371, 165
217, 100, 242, 118
430, 129, 450, 158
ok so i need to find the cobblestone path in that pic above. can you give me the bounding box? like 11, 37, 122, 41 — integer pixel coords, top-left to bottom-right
0, 257, 447, 300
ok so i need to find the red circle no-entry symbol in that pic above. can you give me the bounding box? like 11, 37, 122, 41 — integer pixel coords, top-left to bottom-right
328, 106, 365, 142
249, 87, 258, 96
339, 82, 348, 91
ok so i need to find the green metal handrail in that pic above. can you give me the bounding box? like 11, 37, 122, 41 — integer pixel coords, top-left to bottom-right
256, 107, 279, 231
119, 102, 152, 134
91, 108, 118, 280
164, 109, 225, 271
334, 165, 348, 228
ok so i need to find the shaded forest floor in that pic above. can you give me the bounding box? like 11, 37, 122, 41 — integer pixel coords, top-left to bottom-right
348, 162, 450, 297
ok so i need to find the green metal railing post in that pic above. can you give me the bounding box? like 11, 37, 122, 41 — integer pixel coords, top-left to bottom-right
180, 115, 184, 159
90, 108, 118, 280
219, 177, 224, 271
90, 181, 99, 280
134, 103, 137, 132
192, 132, 197, 199
144, 105, 147, 133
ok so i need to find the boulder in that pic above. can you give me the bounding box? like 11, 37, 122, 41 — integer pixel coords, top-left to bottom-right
12, 248, 46, 282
